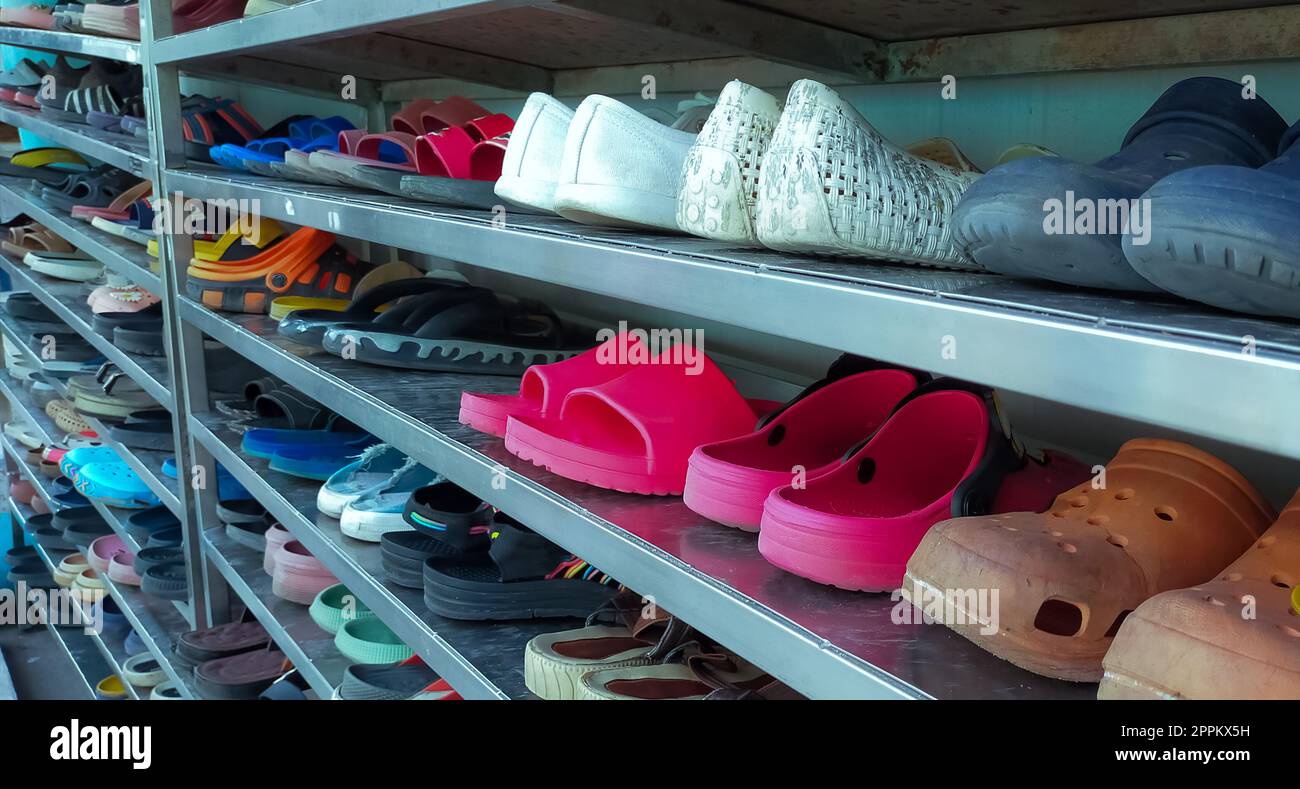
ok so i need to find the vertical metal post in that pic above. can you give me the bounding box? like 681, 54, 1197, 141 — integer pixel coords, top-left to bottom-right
138, 0, 230, 629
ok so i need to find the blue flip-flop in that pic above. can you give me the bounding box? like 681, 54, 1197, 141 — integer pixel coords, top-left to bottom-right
953, 77, 1288, 291
269, 443, 374, 481
1123, 120, 1300, 319
232, 116, 354, 175
242, 428, 374, 460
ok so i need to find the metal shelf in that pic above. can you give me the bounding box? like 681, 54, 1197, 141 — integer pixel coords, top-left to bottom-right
0, 177, 162, 293
189, 413, 559, 700
168, 168, 1300, 463
3, 432, 197, 699
0, 104, 150, 176
146, 0, 1300, 88
0, 255, 173, 409
7, 501, 110, 699
178, 306, 1095, 700
0, 26, 140, 63
202, 526, 350, 698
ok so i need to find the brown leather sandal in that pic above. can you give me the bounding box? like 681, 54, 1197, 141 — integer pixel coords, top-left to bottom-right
902, 438, 1275, 682
1099, 491, 1300, 699
2, 222, 75, 257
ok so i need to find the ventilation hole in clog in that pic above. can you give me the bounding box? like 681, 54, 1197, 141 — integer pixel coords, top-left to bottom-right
1153, 506, 1177, 522
1068, 495, 1088, 508
1271, 574, 1293, 589
1050, 530, 1063, 537
1107, 534, 1128, 548
1163, 151, 1189, 160
766, 424, 786, 447
1087, 515, 1109, 526
1033, 599, 1084, 637
1050, 510, 1065, 518
856, 457, 876, 484
1114, 489, 1135, 501
1280, 625, 1300, 637
1205, 595, 1226, 606
1058, 541, 1077, 554
1257, 536, 1278, 549
1223, 572, 1243, 582
1103, 610, 1132, 637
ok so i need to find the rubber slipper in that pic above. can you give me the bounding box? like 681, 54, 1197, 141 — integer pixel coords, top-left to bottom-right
905, 438, 1274, 682
3, 222, 76, 256
70, 179, 152, 221
237, 115, 354, 176
8, 559, 55, 588
308, 583, 375, 635
757, 380, 1093, 592
125, 506, 178, 544
578, 651, 769, 700
552, 95, 695, 232
381, 530, 465, 588
23, 251, 102, 282
277, 271, 457, 348
953, 76, 1289, 290
90, 533, 129, 572
321, 287, 583, 375
524, 592, 682, 700
174, 619, 271, 673
334, 617, 412, 664
388, 114, 514, 208
122, 653, 166, 688
503, 347, 770, 495
208, 114, 313, 172
0, 5, 56, 29
755, 79, 979, 269
307, 129, 419, 187
194, 648, 288, 700
3, 291, 59, 322
270, 540, 337, 604
1100, 490, 1300, 699
5, 545, 39, 566
75, 461, 161, 509
108, 417, 174, 451
684, 357, 922, 531
422, 516, 619, 620
269, 443, 379, 481
0, 146, 88, 186
216, 498, 266, 524
152, 215, 284, 262
186, 227, 372, 314
1123, 120, 1300, 318
339, 462, 439, 542
336, 657, 442, 700
241, 427, 374, 459
316, 443, 410, 518
107, 551, 141, 586
80, 1, 141, 39
40, 166, 139, 212
181, 96, 263, 163
53, 554, 89, 588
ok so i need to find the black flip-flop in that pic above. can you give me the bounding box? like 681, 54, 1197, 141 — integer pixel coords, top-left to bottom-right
421, 516, 619, 620
276, 276, 460, 347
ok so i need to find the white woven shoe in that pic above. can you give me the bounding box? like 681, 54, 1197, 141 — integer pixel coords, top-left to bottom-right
553, 95, 696, 232
676, 81, 781, 245
494, 92, 575, 214
755, 80, 981, 269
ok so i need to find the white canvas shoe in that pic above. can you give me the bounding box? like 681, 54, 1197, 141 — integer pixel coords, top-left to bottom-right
755, 80, 981, 269
553, 95, 696, 232
677, 81, 781, 245
494, 93, 575, 214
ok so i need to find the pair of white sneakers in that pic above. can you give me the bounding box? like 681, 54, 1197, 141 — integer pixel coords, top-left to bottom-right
495, 92, 709, 232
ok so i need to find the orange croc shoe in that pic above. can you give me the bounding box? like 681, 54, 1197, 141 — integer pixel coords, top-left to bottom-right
902, 439, 1274, 682
1099, 491, 1300, 699
186, 227, 372, 314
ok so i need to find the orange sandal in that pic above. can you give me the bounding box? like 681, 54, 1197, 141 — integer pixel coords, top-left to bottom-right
185, 227, 372, 314
1099, 491, 1300, 699
902, 439, 1275, 682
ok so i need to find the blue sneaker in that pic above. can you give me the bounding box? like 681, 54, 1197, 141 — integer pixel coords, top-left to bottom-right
339, 461, 441, 542
317, 444, 409, 518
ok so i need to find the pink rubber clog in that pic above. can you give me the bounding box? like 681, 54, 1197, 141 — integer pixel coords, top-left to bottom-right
683, 358, 922, 531
757, 381, 1092, 592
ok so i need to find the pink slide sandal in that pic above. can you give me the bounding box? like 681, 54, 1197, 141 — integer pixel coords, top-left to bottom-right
460, 332, 645, 437
757, 381, 1092, 592
683, 357, 923, 532
503, 348, 768, 496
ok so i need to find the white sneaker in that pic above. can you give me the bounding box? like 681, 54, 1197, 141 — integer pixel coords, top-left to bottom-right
755, 80, 981, 269
677, 81, 781, 245
553, 95, 696, 232
494, 93, 575, 214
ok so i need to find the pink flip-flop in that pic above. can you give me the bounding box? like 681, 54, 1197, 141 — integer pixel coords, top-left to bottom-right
757, 381, 1092, 592
460, 332, 646, 438
414, 114, 514, 180
503, 348, 768, 495
683, 358, 922, 532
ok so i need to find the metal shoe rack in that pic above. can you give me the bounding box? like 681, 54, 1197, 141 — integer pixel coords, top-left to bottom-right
1, 0, 1297, 700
